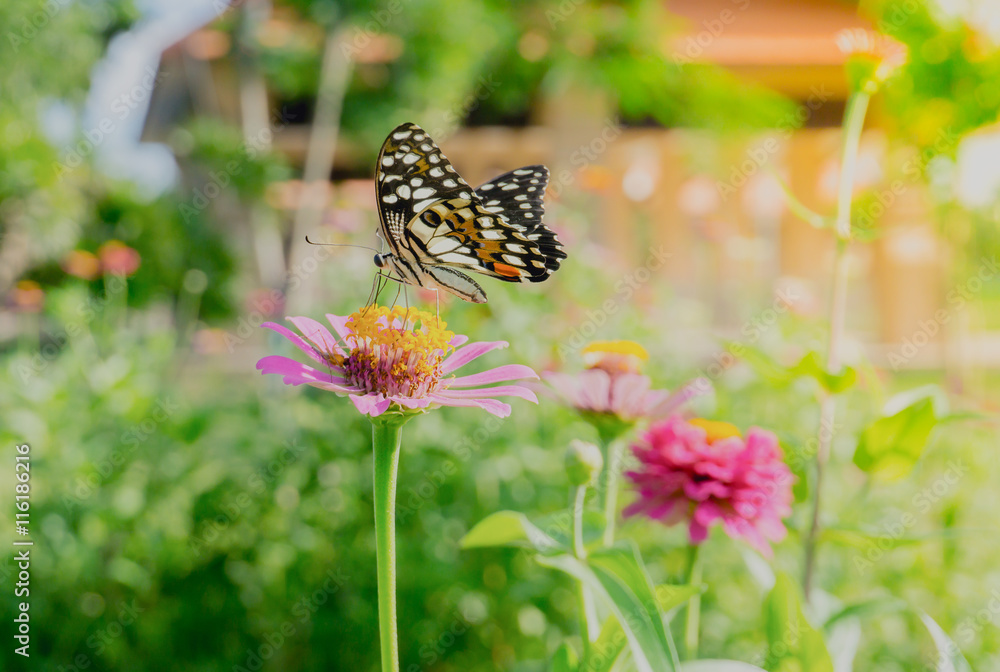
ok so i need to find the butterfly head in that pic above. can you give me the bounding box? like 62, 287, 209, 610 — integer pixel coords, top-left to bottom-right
373, 253, 391, 269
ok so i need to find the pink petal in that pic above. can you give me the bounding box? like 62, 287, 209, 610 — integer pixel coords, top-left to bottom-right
261, 321, 329, 367
390, 395, 435, 410
542, 372, 584, 405
324, 313, 354, 342
609, 373, 652, 416
287, 316, 343, 356
450, 335, 469, 347
256, 355, 351, 388
441, 341, 509, 374
647, 377, 711, 417
436, 385, 538, 403
427, 393, 512, 417
577, 369, 611, 412
349, 394, 392, 417
448, 364, 538, 387
689, 519, 709, 544
307, 381, 364, 395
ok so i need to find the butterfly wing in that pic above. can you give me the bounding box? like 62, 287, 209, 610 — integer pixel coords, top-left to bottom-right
476, 165, 567, 274
404, 197, 563, 282
374, 122, 476, 255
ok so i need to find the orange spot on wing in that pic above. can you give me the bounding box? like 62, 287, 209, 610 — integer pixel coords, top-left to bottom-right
493, 263, 523, 278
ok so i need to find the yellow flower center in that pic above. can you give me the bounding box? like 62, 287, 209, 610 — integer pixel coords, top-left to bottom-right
582, 340, 648, 375
342, 305, 455, 397
689, 418, 742, 444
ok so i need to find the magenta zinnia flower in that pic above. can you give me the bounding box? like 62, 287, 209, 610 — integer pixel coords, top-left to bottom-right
257, 305, 538, 418
545, 341, 707, 422
624, 416, 793, 557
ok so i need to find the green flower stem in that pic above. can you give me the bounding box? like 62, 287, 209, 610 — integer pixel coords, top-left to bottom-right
601, 439, 622, 547
572, 485, 587, 559
683, 544, 703, 659
372, 416, 407, 672
802, 90, 870, 602
571, 484, 597, 655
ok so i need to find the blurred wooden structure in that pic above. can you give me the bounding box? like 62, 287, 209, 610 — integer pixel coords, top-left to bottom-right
150, 0, 960, 368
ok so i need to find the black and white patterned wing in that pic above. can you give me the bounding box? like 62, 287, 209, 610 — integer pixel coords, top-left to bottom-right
475, 166, 566, 273
374, 122, 475, 256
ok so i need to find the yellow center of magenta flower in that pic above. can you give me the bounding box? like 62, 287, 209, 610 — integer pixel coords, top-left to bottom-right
689, 418, 742, 444
342, 305, 455, 398
582, 340, 648, 375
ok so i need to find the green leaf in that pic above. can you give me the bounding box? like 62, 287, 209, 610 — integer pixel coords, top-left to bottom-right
762, 573, 834, 672
535, 510, 606, 551
781, 439, 811, 504
656, 584, 702, 613
765, 168, 831, 230
460, 511, 563, 553
822, 525, 994, 550
681, 662, 767, 671
587, 546, 682, 668
732, 347, 856, 394
920, 611, 973, 672
551, 642, 580, 672
538, 545, 681, 672
791, 352, 857, 394
584, 584, 698, 672
852, 397, 938, 480
730, 344, 795, 386
823, 597, 907, 631
585, 616, 628, 672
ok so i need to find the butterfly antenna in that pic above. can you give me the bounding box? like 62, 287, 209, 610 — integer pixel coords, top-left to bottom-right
305, 236, 381, 254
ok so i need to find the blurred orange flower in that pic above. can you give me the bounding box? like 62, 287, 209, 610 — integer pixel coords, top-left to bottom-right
63, 250, 101, 280
10, 280, 44, 312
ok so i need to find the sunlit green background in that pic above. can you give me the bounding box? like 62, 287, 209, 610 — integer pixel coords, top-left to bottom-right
2, 0, 1000, 670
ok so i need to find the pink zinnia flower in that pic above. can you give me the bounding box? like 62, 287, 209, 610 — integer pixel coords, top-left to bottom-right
545, 340, 707, 422
624, 416, 793, 557
257, 305, 538, 418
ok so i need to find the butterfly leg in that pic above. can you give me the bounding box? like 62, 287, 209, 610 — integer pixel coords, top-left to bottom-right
391, 282, 403, 310
364, 272, 381, 310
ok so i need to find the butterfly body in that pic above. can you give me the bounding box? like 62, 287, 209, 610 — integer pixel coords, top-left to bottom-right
373, 122, 566, 303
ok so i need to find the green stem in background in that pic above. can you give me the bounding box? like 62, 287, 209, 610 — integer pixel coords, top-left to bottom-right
684, 544, 703, 659
571, 484, 597, 656
103, 272, 128, 335
176, 269, 208, 348
372, 416, 408, 672
602, 439, 622, 547
572, 485, 587, 559
802, 91, 870, 602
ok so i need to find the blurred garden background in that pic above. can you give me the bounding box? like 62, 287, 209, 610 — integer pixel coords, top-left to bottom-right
3, 0, 1000, 669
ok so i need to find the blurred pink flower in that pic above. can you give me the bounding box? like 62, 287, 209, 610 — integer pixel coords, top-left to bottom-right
98, 240, 141, 276
257, 305, 538, 418
624, 416, 793, 557
544, 341, 708, 424
245, 288, 285, 318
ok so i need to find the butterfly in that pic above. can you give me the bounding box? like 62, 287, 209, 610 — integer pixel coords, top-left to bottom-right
372, 122, 566, 303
